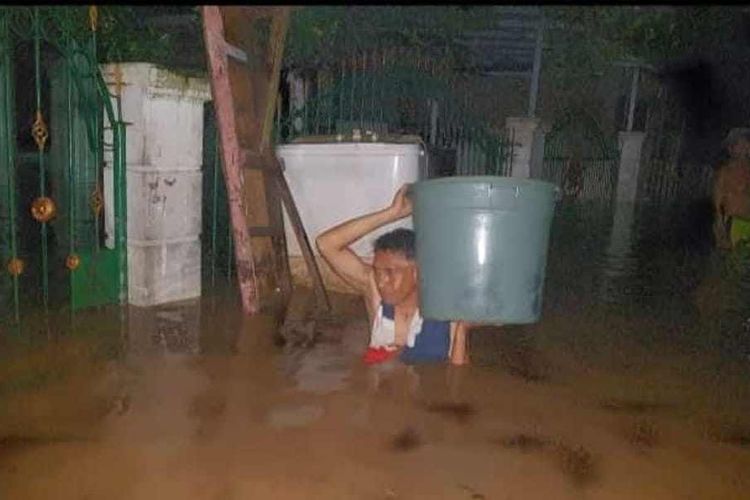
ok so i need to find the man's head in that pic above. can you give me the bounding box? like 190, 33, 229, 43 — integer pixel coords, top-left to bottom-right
372, 228, 418, 305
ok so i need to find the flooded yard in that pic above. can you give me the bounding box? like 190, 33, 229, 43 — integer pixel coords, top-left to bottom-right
1, 200, 750, 499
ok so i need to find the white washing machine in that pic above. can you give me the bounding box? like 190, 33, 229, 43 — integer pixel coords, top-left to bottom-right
276, 138, 426, 258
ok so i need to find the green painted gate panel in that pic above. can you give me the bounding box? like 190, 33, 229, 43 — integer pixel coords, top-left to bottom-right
48, 41, 118, 310
0, 16, 19, 323
49, 48, 99, 254
70, 248, 120, 310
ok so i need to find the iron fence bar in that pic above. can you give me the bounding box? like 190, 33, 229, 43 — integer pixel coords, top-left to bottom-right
509, 128, 515, 176
92, 58, 128, 303
112, 120, 127, 304
314, 74, 321, 135
338, 62, 344, 131
378, 50, 384, 128
90, 8, 101, 253
211, 132, 220, 287
325, 67, 333, 134
33, 9, 49, 310
1, 14, 19, 325
66, 38, 76, 310
359, 52, 365, 129
369, 49, 376, 131
349, 56, 355, 127
302, 76, 308, 136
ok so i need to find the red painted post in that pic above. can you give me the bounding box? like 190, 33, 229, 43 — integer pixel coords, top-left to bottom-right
201, 6, 259, 314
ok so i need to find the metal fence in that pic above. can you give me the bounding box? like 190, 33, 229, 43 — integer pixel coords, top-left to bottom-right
274, 48, 514, 178
541, 131, 620, 202
639, 81, 714, 206
0, 7, 127, 332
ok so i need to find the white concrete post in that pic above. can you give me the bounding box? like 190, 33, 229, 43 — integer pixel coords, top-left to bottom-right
287, 70, 306, 134
101, 63, 211, 306
506, 116, 546, 179
615, 131, 646, 203
626, 66, 640, 132
601, 130, 645, 302
429, 99, 439, 146
601, 200, 638, 303
527, 20, 543, 118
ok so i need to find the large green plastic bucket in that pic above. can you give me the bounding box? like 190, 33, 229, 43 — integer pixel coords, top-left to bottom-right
411, 176, 559, 324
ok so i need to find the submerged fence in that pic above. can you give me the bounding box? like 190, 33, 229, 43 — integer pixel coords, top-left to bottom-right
638, 77, 715, 206
640, 122, 713, 205
541, 130, 620, 202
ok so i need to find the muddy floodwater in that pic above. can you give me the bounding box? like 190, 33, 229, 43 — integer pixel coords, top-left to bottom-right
2, 201, 750, 499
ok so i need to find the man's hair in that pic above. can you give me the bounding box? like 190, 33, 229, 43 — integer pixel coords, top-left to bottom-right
373, 228, 416, 260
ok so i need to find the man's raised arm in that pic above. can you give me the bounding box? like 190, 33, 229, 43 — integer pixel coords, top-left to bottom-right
316, 185, 412, 294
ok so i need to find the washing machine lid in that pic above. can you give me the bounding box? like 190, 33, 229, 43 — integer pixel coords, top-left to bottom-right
289, 133, 422, 145
277, 135, 424, 157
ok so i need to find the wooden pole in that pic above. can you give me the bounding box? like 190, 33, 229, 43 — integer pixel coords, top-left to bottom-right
260, 8, 290, 152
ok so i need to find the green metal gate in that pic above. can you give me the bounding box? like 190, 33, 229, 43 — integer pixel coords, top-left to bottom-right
0, 7, 127, 331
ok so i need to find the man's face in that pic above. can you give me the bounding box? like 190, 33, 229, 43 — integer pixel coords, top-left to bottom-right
372, 250, 418, 305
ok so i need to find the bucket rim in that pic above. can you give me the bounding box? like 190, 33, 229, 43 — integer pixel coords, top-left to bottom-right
413, 175, 560, 192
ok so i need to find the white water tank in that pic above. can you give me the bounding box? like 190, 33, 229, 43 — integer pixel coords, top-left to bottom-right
276, 139, 425, 291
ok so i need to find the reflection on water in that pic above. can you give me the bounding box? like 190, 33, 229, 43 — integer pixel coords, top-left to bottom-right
128, 300, 202, 356
2, 199, 750, 499
548, 200, 748, 330
600, 201, 639, 304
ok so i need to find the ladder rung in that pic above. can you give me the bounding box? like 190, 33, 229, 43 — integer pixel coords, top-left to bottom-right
240, 148, 264, 169
247, 225, 283, 237
223, 40, 248, 63
244, 6, 276, 18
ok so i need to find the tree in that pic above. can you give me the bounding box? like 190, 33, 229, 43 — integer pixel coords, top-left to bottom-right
541, 6, 739, 121
284, 6, 509, 71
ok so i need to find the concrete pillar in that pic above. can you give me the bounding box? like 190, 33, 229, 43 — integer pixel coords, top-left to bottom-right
527, 20, 543, 118
601, 130, 645, 302
287, 70, 306, 134
127, 299, 201, 355
101, 63, 211, 306
429, 99, 439, 146
615, 131, 645, 203
506, 116, 546, 179
600, 201, 638, 303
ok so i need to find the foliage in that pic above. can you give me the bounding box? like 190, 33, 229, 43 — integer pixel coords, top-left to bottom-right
540, 6, 739, 134
5, 5, 742, 139
284, 6, 507, 70
0, 6, 193, 67
97, 6, 167, 63
6, 6, 740, 76
97, 6, 199, 67
543, 6, 737, 72
284, 6, 744, 135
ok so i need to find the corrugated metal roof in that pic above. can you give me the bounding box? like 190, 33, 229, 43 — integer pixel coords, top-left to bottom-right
458, 7, 543, 75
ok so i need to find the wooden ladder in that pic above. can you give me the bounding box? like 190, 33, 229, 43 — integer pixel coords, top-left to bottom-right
201, 6, 330, 315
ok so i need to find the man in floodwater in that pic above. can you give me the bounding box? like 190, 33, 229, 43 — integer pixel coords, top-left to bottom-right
316, 185, 470, 366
